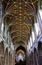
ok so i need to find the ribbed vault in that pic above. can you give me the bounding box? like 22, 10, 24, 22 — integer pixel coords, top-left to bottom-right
2, 0, 38, 46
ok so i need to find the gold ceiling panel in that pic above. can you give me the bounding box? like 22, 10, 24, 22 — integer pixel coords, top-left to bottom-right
7, 21, 31, 33
10, 29, 30, 34
12, 36, 27, 44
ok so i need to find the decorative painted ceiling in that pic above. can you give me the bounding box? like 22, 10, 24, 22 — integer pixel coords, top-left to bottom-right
2, 0, 38, 45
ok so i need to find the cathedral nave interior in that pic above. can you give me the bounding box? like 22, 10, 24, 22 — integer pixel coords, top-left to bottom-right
0, 0, 42, 65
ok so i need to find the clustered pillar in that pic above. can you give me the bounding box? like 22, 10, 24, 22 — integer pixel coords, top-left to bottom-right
0, 41, 15, 65
27, 41, 42, 65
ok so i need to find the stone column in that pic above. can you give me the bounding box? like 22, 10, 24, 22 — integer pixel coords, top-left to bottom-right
11, 52, 15, 65
5, 48, 8, 65
0, 42, 5, 65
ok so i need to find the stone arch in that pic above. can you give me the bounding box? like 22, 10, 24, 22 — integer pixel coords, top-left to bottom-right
16, 45, 26, 53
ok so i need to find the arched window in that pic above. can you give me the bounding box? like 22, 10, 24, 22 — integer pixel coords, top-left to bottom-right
32, 30, 35, 43
28, 41, 31, 51
39, 10, 42, 20
30, 36, 32, 47
34, 22, 41, 37
1, 22, 4, 33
